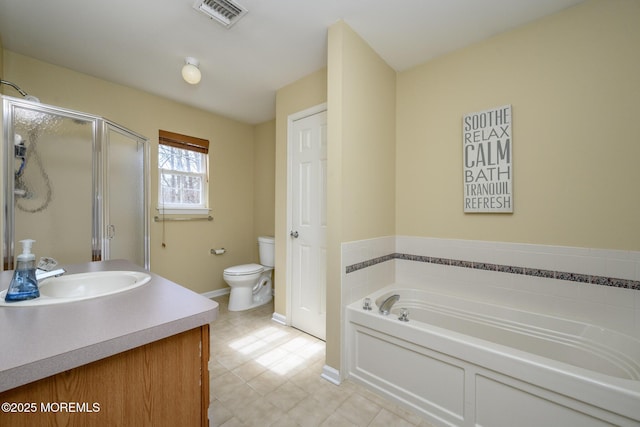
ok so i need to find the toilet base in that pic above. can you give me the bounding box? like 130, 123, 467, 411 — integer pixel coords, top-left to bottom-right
228, 287, 272, 311
227, 271, 273, 311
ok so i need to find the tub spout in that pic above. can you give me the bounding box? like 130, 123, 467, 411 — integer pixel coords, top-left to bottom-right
379, 294, 400, 315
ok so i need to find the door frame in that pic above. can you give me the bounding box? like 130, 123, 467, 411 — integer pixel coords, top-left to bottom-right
286, 102, 327, 327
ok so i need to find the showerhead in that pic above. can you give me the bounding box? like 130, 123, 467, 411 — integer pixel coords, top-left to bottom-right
23, 95, 41, 103
0, 80, 40, 103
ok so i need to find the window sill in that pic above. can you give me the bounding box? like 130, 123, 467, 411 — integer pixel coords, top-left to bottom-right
156, 208, 210, 216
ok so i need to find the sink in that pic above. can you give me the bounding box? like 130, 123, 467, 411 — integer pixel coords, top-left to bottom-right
0, 271, 151, 306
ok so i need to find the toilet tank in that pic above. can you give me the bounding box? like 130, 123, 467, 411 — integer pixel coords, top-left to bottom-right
258, 236, 275, 267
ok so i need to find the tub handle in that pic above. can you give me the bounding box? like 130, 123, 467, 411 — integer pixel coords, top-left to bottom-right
398, 308, 410, 322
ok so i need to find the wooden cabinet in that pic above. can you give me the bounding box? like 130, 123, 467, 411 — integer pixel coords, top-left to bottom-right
0, 325, 210, 427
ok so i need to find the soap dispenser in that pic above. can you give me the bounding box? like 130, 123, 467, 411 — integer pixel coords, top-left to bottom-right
5, 239, 39, 302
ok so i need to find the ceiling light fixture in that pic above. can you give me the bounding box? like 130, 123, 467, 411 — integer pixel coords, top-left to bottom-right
181, 57, 201, 85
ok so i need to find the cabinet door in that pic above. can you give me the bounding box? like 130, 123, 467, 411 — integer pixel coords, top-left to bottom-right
103, 123, 148, 268
0, 326, 210, 427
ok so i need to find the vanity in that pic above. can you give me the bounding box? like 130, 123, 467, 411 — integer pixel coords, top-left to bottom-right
0, 259, 218, 426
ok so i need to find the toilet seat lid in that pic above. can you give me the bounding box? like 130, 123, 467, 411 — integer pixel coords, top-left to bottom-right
224, 263, 264, 276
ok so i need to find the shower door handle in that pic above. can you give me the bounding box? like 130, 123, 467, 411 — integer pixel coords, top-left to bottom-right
290, 230, 299, 238
107, 224, 116, 240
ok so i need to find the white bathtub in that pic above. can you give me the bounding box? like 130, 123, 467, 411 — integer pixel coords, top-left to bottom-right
346, 286, 640, 427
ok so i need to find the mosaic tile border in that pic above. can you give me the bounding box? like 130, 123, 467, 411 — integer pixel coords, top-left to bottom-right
345, 253, 640, 291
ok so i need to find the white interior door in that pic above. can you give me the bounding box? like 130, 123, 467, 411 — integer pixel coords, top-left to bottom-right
290, 109, 327, 340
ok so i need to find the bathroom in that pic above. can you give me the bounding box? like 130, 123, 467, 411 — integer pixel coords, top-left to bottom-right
1, 0, 639, 425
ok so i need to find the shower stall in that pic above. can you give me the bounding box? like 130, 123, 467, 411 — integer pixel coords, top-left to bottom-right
1, 96, 149, 271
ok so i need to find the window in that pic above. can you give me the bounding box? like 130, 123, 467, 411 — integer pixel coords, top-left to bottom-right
158, 130, 209, 214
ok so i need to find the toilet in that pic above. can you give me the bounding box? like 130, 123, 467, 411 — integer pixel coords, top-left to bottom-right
223, 236, 274, 311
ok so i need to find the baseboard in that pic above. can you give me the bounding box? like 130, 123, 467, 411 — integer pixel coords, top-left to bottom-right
321, 365, 341, 385
201, 287, 230, 299
271, 312, 287, 325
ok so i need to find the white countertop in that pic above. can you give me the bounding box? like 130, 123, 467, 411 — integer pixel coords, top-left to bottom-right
0, 259, 218, 393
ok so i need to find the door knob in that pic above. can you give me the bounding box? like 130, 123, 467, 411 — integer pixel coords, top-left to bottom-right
290, 230, 299, 238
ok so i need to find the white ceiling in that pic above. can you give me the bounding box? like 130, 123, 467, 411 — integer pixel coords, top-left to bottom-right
0, 0, 584, 124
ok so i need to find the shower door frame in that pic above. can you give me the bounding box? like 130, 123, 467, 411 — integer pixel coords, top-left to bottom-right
2, 96, 149, 270
99, 120, 150, 269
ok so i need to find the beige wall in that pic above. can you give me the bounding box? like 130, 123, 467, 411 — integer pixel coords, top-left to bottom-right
0, 37, 3, 265
253, 119, 276, 262
2, 50, 274, 294
0, 35, 3, 81
274, 68, 327, 315
396, 0, 640, 251
253, 119, 276, 259
326, 21, 396, 368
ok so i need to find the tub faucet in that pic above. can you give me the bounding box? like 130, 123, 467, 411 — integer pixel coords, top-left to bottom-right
379, 294, 400, 315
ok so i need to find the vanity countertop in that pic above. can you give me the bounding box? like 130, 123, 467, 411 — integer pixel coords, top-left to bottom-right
0, 259, 218, 393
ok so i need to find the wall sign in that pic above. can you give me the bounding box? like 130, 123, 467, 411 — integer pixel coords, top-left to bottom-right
463, 105, 512, 213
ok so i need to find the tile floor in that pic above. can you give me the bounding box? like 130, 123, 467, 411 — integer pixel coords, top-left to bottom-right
209, 295, 436, 427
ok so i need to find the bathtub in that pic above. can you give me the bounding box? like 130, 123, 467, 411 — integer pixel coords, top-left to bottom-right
346, 286, 640, 427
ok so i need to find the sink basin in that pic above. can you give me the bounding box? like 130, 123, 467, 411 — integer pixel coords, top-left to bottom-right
0, 271, 151, 306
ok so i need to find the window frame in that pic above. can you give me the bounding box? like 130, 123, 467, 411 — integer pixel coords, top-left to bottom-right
158, 130, 210, 215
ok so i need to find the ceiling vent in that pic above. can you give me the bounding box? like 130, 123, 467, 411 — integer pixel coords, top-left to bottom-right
193, 0, 248, 28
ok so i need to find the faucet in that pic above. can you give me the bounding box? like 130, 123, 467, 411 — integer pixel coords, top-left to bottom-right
378, 294, 400, 315
35, 257, 65, 281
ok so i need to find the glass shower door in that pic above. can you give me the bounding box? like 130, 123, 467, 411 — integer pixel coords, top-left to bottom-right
3, 99, 97, 269
3, 97, 149, 271
102, 122, 149, 269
